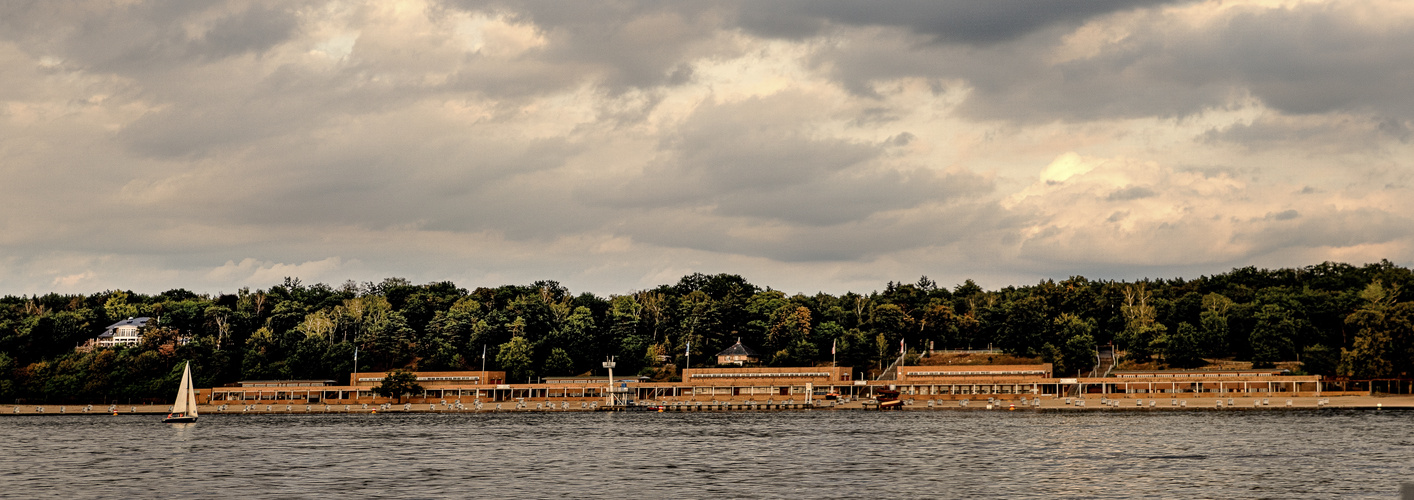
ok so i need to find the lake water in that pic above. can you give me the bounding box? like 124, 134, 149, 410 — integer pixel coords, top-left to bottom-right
2, 410, 1411, 498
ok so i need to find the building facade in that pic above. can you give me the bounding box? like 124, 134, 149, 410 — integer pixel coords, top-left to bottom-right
94, 317, 152, 348
197, 365, 1323, 406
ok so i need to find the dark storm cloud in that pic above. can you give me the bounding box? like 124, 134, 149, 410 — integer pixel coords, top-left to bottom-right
738, 0, 1181, 45
792, 1, 1414, 124
1200, 7, 1414, 118
192, 4, 300, 60
439, 0, 1186, 96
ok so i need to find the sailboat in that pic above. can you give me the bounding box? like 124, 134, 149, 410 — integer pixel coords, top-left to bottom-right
162, 361, 199, 423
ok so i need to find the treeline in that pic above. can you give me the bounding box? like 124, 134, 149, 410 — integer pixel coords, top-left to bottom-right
3, 261, 1413, 403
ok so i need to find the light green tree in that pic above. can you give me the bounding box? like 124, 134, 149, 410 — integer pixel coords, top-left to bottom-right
497, 336, 535, 383
1119, 284, 1165, 362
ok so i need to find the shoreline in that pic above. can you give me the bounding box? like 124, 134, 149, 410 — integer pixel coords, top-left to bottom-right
6, 395, 1414, 415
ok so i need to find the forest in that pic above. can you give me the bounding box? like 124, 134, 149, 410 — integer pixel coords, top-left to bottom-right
2, 261, 1413, 404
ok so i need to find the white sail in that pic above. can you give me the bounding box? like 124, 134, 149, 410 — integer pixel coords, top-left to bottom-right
172, 362, 193, 415
185, 362, 198, 418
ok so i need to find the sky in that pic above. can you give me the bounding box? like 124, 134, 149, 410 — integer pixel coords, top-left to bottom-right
2, 0, 1413, 297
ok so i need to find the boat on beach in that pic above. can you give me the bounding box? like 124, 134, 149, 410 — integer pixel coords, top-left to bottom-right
162, 362, 198, 423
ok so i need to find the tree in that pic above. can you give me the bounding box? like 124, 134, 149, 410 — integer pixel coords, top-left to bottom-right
497, 336, 535, 383
0, 352, 14, 401
918, 303, 958, 349
1119, 284, 1164, 362
1199, 290, 1233, 357
1063, 333, 1097, 377
767, 305, 812, 357
103, 291, 140, 322
372, 368, 423, 403
1250, 304, 1296, 368
996, 295, 1050, 356
362, 312, 415, 369
544, 348, 574, 376
1198, 310, 1229, 358
1300, 344, 1339, 376
1038, 343, 1063, 375
676, 291, 719, 365
1165, 323, 1205, 369
869, 303, 914, 353
1055, 313, 1097, 377
1338, 281, 1411, 378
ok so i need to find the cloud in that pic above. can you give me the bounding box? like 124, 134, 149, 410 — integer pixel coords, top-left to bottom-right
795, 0, 1414, 125
206, 257, 351, 286
738, 0, 1185, 45
0, 1, 307, 73
2, 0, 1413, 296
1199, 113, 1412, 153
1004, 152, 1414, 269
51, 271, 97, 289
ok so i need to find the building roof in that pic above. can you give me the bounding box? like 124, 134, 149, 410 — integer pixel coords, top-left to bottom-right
105, 317, 152, 329
715, 340, 759, 358
235, 380, 337, 387
98, 317, 152, 338
1112, 368, 1289, 377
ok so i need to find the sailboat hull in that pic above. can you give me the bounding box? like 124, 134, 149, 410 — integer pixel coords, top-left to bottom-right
162, 415, 197, 423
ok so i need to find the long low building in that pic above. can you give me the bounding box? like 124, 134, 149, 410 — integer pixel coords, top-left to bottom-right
200, 365, 1324, 406
1077, 369, 1322, 395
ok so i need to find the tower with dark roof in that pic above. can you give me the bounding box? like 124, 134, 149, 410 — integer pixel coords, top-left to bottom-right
714, 339, 760, 366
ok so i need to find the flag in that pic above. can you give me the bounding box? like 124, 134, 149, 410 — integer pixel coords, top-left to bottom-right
900, 339, 905, 355
685, 341, 690, 355
831, 339, 836, 355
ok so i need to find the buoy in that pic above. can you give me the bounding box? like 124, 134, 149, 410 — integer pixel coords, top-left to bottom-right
371, 410, 377, 414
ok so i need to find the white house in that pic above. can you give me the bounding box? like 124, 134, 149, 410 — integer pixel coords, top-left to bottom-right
95, 317, 152, 347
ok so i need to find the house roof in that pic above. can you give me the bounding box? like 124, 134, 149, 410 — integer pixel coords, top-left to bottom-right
99, 317, 153, 338
105, 317, 152, 329
715, 340, 759, 358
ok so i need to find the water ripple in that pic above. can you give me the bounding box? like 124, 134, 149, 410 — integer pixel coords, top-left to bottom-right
1, 411, 1411, 498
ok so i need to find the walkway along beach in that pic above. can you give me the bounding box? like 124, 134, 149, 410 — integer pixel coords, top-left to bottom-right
7, 366, 1413, 415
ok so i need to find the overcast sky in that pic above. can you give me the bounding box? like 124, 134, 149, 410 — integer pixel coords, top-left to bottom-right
3, 0, 1412, 297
